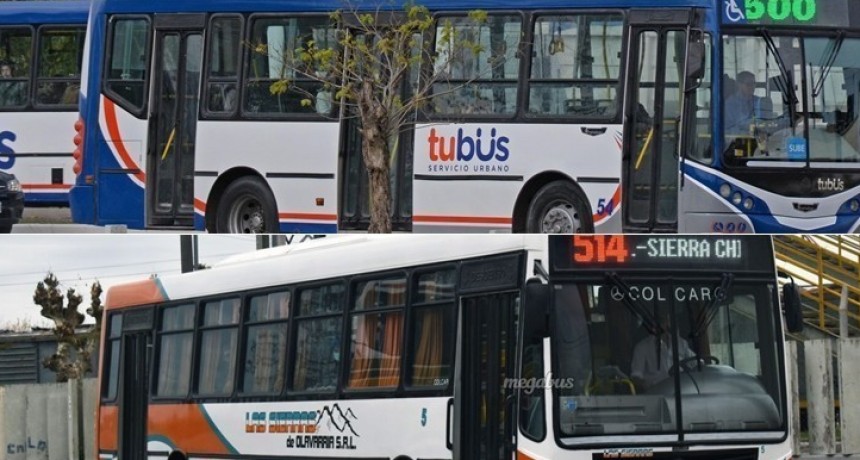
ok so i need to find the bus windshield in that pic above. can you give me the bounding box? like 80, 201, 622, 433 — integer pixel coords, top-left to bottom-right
722, 33, 860, 166
551, 277, 784, 442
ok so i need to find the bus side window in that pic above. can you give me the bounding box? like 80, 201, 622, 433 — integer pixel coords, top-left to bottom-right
527, 14, 623, 119
35, 26, 85, 107
408, 269, 456, 388
430, 14, 521, 117
197, 298, 241, 396
0, 27, 33, 108
293, 283, 345, 392
244, 15, 336, 117
205, 16, 242, 116
105, 17, 150, 114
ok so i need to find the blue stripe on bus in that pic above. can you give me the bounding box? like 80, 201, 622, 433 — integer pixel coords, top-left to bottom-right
0, 1, 89, 25
24, 192, 69, 205
279, 222, 338, 233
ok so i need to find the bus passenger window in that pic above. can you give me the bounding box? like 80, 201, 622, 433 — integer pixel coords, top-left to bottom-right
409, 269, 455, 387
431, 15, 521, 116
105, 18, 149, 112
528, 14, 622, 118
156, 304, 195, 397
245, 16, 336, 117
36, 27, 85, 107
0, 28, 32, 108
293, 283, 345, 392
348, 277, 407, 388
242, 291, 290, 394
206, 16, 241, 114
197, 298, 241, 396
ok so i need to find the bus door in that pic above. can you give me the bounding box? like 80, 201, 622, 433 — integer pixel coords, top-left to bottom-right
338, 30, 414, 231
456, 291, 518, 459
117, 308, 153, 460
146, 14, 205, 228
623, 10, 695, 232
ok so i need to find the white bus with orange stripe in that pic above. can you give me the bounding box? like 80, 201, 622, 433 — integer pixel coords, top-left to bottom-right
97, 234, 798, 460
0, 1, 88, 206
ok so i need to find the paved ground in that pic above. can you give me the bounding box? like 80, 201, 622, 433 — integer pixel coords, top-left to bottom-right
11, 207, 192, 233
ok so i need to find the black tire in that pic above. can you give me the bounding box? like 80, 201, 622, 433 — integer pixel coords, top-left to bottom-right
0, 224, 11, 234
525, 180, 594, 233
214, 176, 279, 233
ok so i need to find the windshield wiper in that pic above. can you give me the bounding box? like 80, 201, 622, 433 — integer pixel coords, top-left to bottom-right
691, 273, 734, 340
759, 29, 798, 119
812, 32, 845, 98
605, 272, 662, 335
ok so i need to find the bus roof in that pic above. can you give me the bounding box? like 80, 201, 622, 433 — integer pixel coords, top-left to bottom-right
0, 1, 90, 25
93, 0, 714, 15
105, 235, 545, 310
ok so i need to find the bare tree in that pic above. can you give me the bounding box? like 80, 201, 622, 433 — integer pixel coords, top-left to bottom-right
32, 273, 103, 382
262, 3, 498, 232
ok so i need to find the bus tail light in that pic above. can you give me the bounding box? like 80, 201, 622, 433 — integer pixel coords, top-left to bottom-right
73, 117, 84, 175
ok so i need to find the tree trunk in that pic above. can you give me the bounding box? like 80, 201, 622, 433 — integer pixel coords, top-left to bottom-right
362, 125, 392, 233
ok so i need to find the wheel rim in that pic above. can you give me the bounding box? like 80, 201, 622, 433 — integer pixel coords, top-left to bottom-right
540, 200, 582, 233
226, 194, 267, 233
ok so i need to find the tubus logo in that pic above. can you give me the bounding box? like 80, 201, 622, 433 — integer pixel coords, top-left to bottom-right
427, 128, 510, 163
0, 131, 16, 169
817, 177, 845, 192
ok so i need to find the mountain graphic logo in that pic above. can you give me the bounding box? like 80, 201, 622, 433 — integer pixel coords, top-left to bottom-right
316, 403, 359, 437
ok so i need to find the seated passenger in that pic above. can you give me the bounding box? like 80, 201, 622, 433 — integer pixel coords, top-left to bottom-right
0, 62, 26, 107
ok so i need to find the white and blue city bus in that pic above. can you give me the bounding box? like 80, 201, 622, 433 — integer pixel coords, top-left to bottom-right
0, 1, 88, 205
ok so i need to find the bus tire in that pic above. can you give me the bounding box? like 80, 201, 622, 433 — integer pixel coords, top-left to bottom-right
0, 224, 11, 234
525, 180, 593, 233
215, 176, 279, 233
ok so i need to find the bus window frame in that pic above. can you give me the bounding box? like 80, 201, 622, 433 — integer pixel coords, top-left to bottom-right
403, 264, 458, 392
102, 14, 152, 119
33, 24, 85, 111
193, 296, 243, 399
0, 25, 35, 112
287, 280, 346, 398
238, 286, 292, 397
240, 12, 339, 122
200, 13, 244, 121
151, 301, 198, 403
426, 10, 525, 123
523, 9, 627, 125
342, 269, 410, 395
100, 311, 124, 404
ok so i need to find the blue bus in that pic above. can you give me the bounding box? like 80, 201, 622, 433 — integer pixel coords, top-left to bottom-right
0, 1, 89, 206
70, 0, 860, 233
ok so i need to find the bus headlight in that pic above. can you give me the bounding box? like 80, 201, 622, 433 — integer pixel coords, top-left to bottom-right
732, 192, 743, 206
851, 199, 860, 212
720, 183, 732, 198
743, 198, 754, 210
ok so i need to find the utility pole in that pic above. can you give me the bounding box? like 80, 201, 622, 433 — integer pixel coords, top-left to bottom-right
180, 235, 196, 273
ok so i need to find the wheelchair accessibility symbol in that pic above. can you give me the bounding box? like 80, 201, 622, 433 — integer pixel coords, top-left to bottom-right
725, 0, 746, 22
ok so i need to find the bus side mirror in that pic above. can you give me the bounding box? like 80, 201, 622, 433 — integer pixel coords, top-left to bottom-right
524, 279, 551, 338
782, 281, 804, 333
685, 40, 706, 89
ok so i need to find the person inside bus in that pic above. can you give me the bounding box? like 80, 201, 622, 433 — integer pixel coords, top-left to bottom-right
0, 62, 26, 107
724, 71, 773, 136
630, 312, 694, 390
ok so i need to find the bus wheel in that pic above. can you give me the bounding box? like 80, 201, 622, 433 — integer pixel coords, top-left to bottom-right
215, 177, 279, 233
525, 180, 593, 233
0, 225, 11, 234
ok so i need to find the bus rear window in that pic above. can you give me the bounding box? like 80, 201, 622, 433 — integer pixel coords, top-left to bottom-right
106, 18, 150, 113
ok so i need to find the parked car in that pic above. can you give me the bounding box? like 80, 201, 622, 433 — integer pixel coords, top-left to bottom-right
0, 171, 24, 233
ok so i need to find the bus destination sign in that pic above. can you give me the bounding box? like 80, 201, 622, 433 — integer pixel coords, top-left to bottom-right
549, 235, 775, 274
722, 0, 851, 28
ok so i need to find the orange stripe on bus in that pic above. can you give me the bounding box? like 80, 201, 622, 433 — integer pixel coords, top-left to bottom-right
98, 406, 118, 451
148, 404, 231, 455
103, 98, 146, 184
105, 279, 165, 310
194, 198, 207, 213
412, 214, 512, 225
517, 450, 538, 460
278, 212, 338, 221
22, 184, 72, 190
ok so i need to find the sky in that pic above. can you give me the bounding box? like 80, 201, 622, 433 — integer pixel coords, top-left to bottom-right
0, 235, 260, 329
